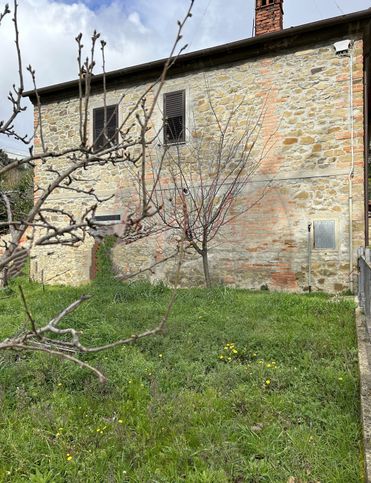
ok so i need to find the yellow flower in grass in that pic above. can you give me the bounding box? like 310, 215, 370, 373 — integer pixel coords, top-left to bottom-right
118, 419, 123, 424
265, 379, 271, 386
66, 453, 73, 461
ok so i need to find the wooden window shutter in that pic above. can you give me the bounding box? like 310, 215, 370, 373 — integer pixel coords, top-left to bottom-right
93, 105, 118, 150
163, 90, 185, 144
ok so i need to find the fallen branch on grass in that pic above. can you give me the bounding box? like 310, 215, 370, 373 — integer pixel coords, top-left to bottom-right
0, 239, 185, 382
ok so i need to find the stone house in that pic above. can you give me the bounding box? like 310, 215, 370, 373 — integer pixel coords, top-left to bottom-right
25, 1, 371, 292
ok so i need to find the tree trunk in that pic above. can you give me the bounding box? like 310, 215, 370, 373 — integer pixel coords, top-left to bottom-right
201, 249, 211, 288
0, 268, 8, 288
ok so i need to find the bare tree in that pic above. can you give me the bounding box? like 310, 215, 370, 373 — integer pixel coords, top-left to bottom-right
0, 0, 194, 381
152, 90, 274, 287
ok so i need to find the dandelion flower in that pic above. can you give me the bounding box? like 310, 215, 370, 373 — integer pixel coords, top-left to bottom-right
57, 383, 62, 387
265, 379, 271, 385
118, 419, 123, 424
338, 377, 343, 381
67, 456, 73, 461
266, 363, 272, 368
159, 354, 163, 358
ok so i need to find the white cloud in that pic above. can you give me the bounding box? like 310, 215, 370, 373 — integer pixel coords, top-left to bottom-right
1, 0, 370, 154
0, 0, 173, 154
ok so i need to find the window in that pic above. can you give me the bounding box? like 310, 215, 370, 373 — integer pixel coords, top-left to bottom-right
313, 220, 336, 249
163, 90, 185, 144
93, 105, 118, 150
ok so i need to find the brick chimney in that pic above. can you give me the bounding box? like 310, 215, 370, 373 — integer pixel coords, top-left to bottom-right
255, 0, 284, 36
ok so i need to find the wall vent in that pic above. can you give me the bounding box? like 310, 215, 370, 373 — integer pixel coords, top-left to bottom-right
92, 214, 121, 225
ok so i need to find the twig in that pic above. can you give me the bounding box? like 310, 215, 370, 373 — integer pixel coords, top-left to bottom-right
18, 284, 40, 339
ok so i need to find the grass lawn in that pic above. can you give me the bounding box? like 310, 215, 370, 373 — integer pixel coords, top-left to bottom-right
0, 248, 362, 482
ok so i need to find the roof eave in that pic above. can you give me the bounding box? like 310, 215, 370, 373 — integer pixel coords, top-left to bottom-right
24, 7, 371, 103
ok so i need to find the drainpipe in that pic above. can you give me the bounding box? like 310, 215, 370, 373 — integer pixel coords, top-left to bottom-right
348, 45, 355, 294
335, 40, 355, 293
364, 22, 370, 247
307, 222, 312, 293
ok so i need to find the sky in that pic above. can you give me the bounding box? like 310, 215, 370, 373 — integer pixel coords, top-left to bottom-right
0, 0, 370, 155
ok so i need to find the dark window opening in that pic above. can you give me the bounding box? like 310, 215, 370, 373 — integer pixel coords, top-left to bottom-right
93, 105, 118, 151
93, 214, 121, 224
163, 90, 185, 144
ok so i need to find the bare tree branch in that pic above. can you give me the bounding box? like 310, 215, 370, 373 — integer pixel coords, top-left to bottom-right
0, 0, 194, 381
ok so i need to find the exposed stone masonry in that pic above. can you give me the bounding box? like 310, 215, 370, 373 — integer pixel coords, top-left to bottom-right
30, 36, 365, 293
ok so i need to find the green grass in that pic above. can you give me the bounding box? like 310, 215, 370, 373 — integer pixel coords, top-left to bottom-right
0, 246, 362, 482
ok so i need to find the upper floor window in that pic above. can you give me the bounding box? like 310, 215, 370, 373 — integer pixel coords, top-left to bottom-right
93, 105, 118, 150
163, 90, 185, 144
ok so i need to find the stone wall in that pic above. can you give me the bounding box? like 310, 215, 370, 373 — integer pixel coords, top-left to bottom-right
30, 35, 366, 293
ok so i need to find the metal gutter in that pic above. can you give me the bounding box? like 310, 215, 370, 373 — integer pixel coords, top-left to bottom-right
24, 8, 371, 103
